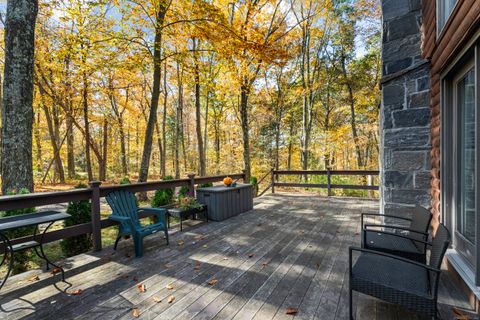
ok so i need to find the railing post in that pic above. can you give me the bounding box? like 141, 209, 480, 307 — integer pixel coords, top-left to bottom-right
327, 169, 332, 197
242, 169, 247, 183
187, 173, 196, 197
89, 181, 102, 251
271, 169, 275, 194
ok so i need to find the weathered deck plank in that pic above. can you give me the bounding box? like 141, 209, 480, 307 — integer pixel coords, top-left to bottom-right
0, 194, 474, 320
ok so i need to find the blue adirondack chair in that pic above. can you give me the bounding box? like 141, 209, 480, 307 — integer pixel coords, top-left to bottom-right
106, 190, 169, 257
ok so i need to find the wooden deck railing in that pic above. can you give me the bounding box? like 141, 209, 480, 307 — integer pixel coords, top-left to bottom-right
259, 169, 379, 196
0, 172, 246, 251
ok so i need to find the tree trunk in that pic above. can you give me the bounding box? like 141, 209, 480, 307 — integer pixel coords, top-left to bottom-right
82, 68, 93, 182
99, 117, 108, 181
193, 38, 206, 176
42, 103, 65, 183
119, 119, 128, 177
66, 111, 75, 178
34, 112, 42, 172
154, 119, 163, 177
65, 56, 75, 179
174, 62, 182, 179
138, 3, 167, 184
240, 84, 251, 180
341, 52, 363, 168
1, 0, 38, 193
161, 62, 167, 177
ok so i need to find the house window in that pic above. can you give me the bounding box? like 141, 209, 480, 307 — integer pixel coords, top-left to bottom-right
442, 44, 479, 283
437, 0, 457, 32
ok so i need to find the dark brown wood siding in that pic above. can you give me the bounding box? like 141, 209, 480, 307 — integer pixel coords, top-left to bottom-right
421, 0, 480, 227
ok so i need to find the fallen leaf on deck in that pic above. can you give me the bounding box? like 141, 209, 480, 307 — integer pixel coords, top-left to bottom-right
194, 235, 205, 240
168, 296, 175, 303
300, 230, 305, 234
166, 283, 174, 290
261, 262, 267, 269
51, 268, 61, 274
452, 307, 471, 320
286, 307, 298, 315
137, 283, 146, 292
202, 244, 208, 248
164, 263, 173, 268
177, 240, 185, 246
194, 262, 201, 270
28, 274, 40, 282
208, 279, 218, 286
153, 296, 162, 303
132, 307, 140, 317
248, 253, 255, 258
71, 289, 83, 295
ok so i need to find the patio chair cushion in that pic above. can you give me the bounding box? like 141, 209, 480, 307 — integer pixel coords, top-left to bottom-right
351, 252, 434, 314
364, 230, 424, 262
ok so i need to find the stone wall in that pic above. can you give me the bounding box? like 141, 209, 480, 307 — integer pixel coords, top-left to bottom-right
380, 0, 431, 216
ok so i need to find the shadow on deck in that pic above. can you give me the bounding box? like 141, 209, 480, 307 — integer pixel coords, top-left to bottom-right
0, 193, 475, 320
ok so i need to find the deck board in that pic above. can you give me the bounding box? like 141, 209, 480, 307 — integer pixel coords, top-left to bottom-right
0, 193, 475, 320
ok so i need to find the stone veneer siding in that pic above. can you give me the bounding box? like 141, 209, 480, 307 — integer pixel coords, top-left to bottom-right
380, 0, 431, 216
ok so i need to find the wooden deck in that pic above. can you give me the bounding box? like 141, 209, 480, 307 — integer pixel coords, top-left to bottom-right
0, 194, 475, 319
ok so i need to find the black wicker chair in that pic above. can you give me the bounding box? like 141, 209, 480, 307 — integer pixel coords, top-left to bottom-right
361, 205, 432, 263
349, 223, 450, 320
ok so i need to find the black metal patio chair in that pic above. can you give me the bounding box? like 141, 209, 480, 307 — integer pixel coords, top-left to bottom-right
349, 223, 450, 320
361, 205, 432, 263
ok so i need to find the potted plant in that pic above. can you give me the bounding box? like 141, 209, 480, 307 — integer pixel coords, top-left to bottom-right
167, 196, 208, 231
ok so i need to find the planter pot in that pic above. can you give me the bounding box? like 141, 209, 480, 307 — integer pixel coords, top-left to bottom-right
167, 205, 208, 231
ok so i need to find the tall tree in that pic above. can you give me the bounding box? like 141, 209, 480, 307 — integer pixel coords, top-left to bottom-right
138, 1, 170, 184
1, 0, 38, 193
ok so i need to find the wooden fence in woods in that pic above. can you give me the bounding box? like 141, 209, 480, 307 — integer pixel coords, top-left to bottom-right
258, 169, 379, 197
0, 173, 246, 252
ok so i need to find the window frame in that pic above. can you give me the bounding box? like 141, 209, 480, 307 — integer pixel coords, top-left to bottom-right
436, 0, 459, 38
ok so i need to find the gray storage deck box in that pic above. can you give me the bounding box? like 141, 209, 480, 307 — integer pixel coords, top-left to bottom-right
196, 184, 253, 221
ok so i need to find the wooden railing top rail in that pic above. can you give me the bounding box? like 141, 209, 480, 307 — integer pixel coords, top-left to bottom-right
0, 173, 246, 212
273, 170, 379, 175
0, 172, 247, 251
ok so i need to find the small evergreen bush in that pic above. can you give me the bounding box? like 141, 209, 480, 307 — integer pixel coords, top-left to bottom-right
250, 176, 258, 196
151, 176, 175, 207
60, 184, 92, 257
198, 182, 213, 188
178, 186, 190, 198
1, 188, 36, 274
119, 177, 131, 185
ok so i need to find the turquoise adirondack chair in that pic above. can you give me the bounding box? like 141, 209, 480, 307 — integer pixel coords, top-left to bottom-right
106, 190, 169, 257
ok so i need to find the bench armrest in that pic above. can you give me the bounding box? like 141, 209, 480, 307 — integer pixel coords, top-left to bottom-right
349, 246, 439, 273
364, 229, 432, 246
364, 224, 428, 236
361, 212, 412, 230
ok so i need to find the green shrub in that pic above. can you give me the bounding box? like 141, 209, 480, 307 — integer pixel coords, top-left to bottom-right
198, 182, 213, 188
119, 177, 131, 185
60, 184, 92, 257
1, 188, 36, 274
179, 186, 189, 198
151, 176, 175, 207
250, 176, 259, 196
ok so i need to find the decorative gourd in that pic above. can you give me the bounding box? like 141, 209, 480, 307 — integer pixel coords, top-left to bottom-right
223, 176, 233, 186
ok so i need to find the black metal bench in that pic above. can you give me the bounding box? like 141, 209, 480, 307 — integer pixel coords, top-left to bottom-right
349, 223, 450, 319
